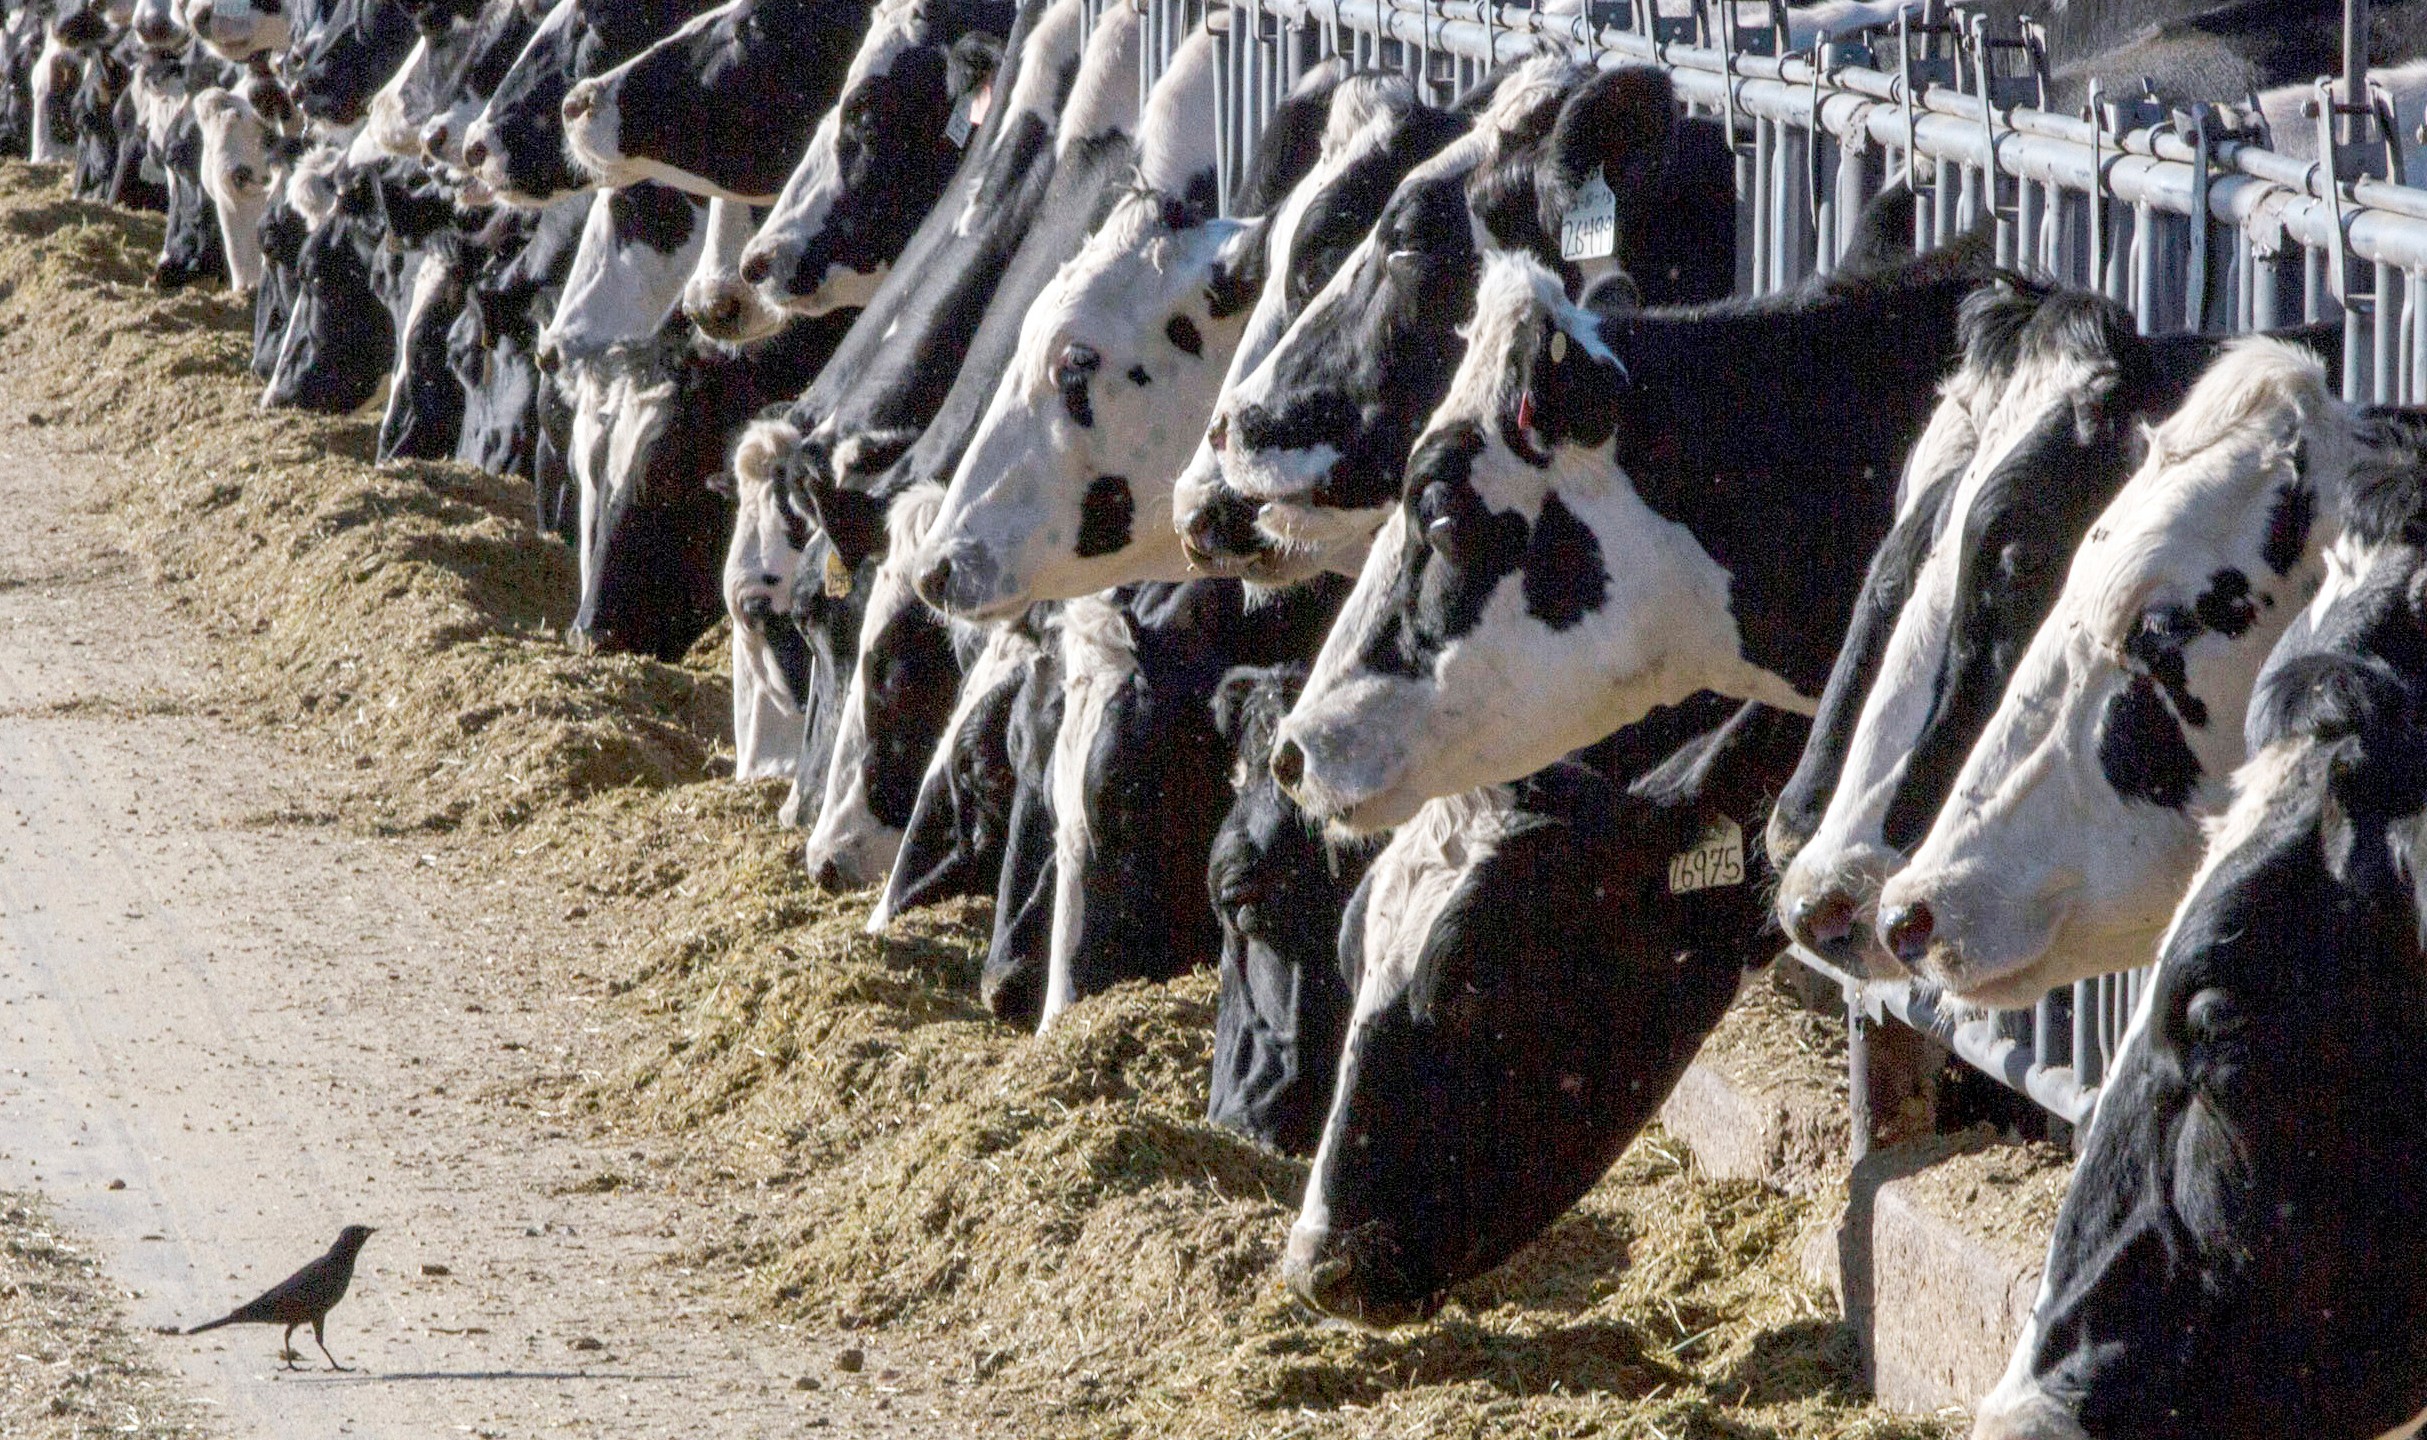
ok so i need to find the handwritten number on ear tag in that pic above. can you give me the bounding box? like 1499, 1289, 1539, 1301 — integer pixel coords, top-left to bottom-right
1559, 167, 1616, 262
823, 549, 853, 598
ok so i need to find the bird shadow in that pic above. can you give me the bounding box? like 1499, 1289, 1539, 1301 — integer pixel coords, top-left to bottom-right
290, 1369, 693, 1384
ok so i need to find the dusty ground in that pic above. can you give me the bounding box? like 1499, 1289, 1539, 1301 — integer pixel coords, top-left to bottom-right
0, 378, 980, 1436
0, 162, 1974, 1439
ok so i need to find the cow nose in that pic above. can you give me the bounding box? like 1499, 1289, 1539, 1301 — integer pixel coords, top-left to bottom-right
1205, 411, 1227, 452
462, 135, 490, 170
535, 343, 561, 376
562, 82, 596, 123
1880, 900, 1935, 970
422, 120, 448, 155
1269, 737, 1305, 794
1790, 889, 1858, 952
1281, 1224, 1358, 1317
914, 554, 952, 608
738, 248, 771, 285
812, 857, 845, 892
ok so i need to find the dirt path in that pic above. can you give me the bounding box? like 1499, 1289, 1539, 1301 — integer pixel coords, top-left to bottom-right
0, 406, 975, 1434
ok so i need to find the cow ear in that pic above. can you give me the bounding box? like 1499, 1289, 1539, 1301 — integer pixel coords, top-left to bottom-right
947, 31, 1002, 104
1205, 217, 1265, 320
1580, 269, 1640, 317
1210, 666, 1265, 746
1550, 66, 1677, 204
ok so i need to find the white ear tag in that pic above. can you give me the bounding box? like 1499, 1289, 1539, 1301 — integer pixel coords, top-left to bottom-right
1559, 166, 1616, 263
1667, 817, 1745, 895
1549, 330, 1568, 365
822, 548, 854, 598
947, 80, 991, 149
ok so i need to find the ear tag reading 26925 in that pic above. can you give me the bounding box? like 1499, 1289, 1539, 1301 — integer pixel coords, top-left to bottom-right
1559, 166, 1616, 263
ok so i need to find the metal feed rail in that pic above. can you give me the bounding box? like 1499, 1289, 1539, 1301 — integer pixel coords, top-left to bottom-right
1144, 0, 2427, 1145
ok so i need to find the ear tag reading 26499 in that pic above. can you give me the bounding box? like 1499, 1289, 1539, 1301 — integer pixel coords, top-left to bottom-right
1559, 166, 1616, 263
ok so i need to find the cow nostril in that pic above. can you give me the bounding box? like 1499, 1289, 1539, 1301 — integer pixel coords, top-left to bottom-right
812, 857, 845, 892
1880, 901, 1936, 969
1206, 412, 1227, 452
738, 250, 771, 285
915, 555, 952, 606
562, 85, 594, 123
423, 122, 448, 154
1791, 890, 1858, 951
462, 137, 489, 169
535, 345, 561, 376
1270, 737, 1305, 794
189, 1, 211, 27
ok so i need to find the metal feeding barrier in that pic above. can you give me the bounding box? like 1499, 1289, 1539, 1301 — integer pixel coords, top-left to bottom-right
1139, 0, 2427, 1148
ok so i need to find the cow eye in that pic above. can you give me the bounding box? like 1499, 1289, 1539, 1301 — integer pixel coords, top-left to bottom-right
1053, 343, 1100, 389
2183, 987, 2241, 1043
1384, 247, 1422, 278
1415, 481, 1458, 556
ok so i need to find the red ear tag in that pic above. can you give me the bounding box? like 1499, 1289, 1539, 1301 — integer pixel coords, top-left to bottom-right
1515, 389, 1535, 438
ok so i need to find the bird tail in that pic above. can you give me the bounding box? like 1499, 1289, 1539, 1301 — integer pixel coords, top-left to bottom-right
183, 1313, 239, 1336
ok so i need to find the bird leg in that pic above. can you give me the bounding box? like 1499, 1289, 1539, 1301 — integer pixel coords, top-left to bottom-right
313, 1317, 353, 1372
280, 1323, 304, 1370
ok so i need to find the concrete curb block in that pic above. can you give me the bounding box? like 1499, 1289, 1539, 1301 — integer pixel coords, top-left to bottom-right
1659, 1059, 2050, 1417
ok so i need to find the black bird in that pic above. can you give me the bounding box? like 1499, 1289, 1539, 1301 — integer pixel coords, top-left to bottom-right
184, 1225, 377, 1371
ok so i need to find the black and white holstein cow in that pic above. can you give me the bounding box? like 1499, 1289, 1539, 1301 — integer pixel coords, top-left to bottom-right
559, 0, 878, 203
1285, 695, 1810, 1322
285, 0, 417, 127
1272, 236, 1991, 833
1771, 281, 2325, 964
724, 0, 1010, 324
904, 42, 1347, 616
868, 614, 1040, 925
1039, 575, 1348, 1027
793, 2, 1158, 886
704, 0, 1085, 818
1202, 661, 1370, 1157
1968, 413, 2427, 1440
460, 0, 719, 205
1188, 62, 1738, 582
1874, 339, 2360, 1005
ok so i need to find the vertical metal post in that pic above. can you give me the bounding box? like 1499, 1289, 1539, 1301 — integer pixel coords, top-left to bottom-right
2072, 977, 2099, 1089
2377, 261, 2398, 404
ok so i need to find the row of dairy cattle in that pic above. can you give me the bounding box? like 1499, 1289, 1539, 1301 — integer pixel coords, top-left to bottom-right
11, 0, 2427, 1431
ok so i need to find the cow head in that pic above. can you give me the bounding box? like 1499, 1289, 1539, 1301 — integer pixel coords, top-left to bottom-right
465, 0, 718, 204
871, 614, 1035, 927
1167, 69, 1441, 582
179, 0, 290, 59
535, 180, 704, 373
1878, 339, 2348, 1008
724, 416, 817, 718
911, 187, 1251, 617
801, 482, 964, 891
193, 85, 271, 294
1283, 711, 1766, 1325
1974, 537, 2427, 1440
736, 12, 1003, 317
1777, 281, 2166, 967
1203, 660, 1365, 1157
563, 0, 874, 202
287, 0, 418, 127
1207, 62, 1705, 578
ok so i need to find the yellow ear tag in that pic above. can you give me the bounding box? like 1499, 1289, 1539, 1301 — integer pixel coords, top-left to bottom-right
822, 549, 853, 598
1550, 330, 1568, 365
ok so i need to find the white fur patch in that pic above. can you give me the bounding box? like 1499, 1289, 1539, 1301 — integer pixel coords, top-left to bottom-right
1039, 592, 1138, 1028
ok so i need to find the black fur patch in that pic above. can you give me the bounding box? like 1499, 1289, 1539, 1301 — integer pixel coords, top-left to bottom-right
1165, 314, 1202, 356
1076, 475, 1134, 558
1521, 491, 1606, 630
1127, 365, 1152, 387
2263, 481, 2315, 576
1059, 371, 1094, 429
2098, 674, 2204, 808
2194, 568, 2258, 639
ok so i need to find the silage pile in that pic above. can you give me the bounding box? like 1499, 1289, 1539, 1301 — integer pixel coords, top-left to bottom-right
0, 163, 1960, 1439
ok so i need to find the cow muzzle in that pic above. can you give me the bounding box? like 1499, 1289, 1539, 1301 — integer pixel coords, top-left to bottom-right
1281, 1219, 1438, 1328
